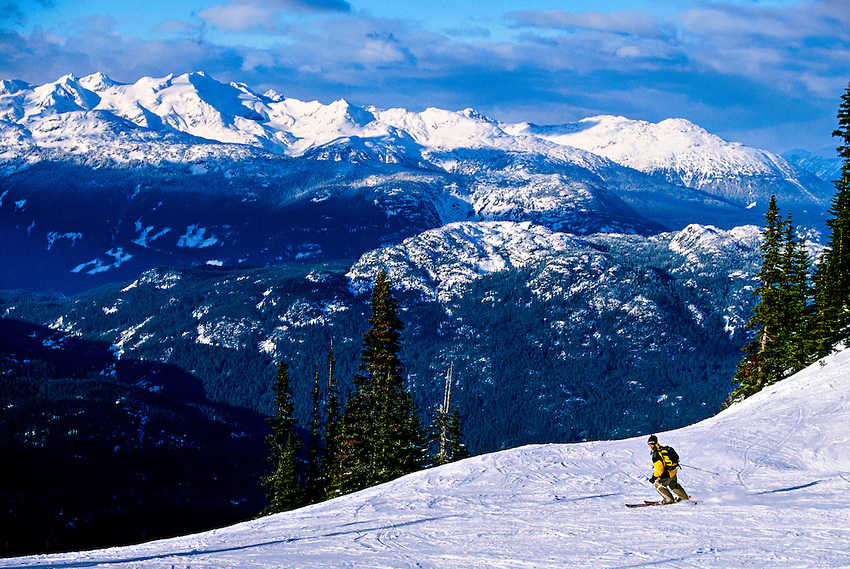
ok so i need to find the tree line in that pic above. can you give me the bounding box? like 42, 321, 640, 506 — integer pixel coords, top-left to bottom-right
262, 269, 468, 513
731, 81, 850, 402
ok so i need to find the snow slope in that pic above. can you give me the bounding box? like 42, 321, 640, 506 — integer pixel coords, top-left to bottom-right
6, 348, 850, 568
507, 115, 799, 183
506, 115, 830, 209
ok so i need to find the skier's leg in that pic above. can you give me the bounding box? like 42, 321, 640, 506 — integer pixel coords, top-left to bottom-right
654, 478, 674, 502
669, 475, 689, 501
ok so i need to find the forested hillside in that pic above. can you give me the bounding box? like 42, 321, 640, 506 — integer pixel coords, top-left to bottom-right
2, 223, 761, 455
0, 318, 267, 555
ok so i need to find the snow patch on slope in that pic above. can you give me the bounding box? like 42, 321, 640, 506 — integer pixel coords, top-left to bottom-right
347, 221, 587, 301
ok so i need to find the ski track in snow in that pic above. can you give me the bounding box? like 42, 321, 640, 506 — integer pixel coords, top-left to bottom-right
5, 352, 850, 568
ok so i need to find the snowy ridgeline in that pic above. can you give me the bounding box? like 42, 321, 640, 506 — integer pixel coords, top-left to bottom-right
7, 348, 850, 568
0, 71, 822, 188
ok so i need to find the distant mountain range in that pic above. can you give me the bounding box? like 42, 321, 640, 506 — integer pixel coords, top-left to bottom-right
782, 147, 843, 186
0, 69, 836, 442
0, 71, 834, 293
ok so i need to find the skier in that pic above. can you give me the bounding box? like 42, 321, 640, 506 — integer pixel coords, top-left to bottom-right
647, 434, 689, 504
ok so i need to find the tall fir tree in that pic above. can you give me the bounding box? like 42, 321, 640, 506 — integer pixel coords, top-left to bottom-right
262, 360, 303, 514
303, 366, 324, 505
781, 214, 816, 372
332, 270, 426, 494
323, 343, 342, 499
814, 81, 850, 355
730, 195, 790, 402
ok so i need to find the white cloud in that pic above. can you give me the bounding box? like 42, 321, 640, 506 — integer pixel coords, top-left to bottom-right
507, 10, 664, 38
199, 4, 277, 33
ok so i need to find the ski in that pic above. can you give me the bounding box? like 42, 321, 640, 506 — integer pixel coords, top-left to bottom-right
625, 500, 664, 508
625, 499, 696, 508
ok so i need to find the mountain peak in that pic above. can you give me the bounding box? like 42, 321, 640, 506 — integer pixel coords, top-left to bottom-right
79, 72, 117, 92
263, 89, 283, 102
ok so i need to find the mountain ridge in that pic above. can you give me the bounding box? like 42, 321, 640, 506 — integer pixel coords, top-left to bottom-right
2, 70, 837, 557
0, 71, 831, 197
0, 71, 832, 294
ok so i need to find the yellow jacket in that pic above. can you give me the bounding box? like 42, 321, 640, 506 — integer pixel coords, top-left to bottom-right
651, 446, 677, 478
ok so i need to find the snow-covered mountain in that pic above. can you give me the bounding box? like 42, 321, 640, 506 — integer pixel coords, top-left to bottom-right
0, 71, 595, 163
1, 72, 830, 211
783, 147, 843, 185
0, 72, 826, 189
6, 344, 848, 568
507, 115, 830, 208
0, 71, 833, 294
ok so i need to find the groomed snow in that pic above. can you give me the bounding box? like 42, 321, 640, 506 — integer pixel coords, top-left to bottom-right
5, 349, 850, 568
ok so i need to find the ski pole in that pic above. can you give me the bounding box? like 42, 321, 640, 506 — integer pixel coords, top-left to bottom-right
679, 463, 719, 476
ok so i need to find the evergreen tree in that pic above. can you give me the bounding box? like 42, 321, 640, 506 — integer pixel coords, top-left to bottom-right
332, 270, 426, 494
448, 408, 470, 462
814, 81, 850, 355
262, 360, 303, 514
323, 343, 342, 499
304, 366, 324, 505
731, 199, 818, 404
781, 215, 816, 372
730, 195, 789, 402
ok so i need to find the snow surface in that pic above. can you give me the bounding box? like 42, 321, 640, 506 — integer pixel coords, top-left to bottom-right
505, 115, 800, 185
6, 348, 850, 568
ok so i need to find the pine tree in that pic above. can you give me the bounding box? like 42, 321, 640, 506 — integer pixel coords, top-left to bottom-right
262, 360, 303, 514
323, 343, 342, 499
304, 366, 324, 505
332, 270, 426, 494
447, 408, 469, 462
730, 195, 789, 402
814, 81, 850, 355
781, 215, 815, 372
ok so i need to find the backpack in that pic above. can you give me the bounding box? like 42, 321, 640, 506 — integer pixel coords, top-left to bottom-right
659, 445, 679, 469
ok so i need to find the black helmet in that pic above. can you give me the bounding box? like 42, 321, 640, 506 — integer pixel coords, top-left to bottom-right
647, 434, 658, 445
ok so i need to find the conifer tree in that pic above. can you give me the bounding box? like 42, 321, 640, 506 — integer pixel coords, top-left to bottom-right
447, 408, 469, 462
781, 215, 815, 372
730, 195, 789, 402
304, 366, 324, 505
333, 270, 426, 494
814, 81, 850, 355
262, 360, 303, 514
323, 343, 342, 499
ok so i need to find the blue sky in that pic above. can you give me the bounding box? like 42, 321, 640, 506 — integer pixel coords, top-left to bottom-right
2, 0, 849, 154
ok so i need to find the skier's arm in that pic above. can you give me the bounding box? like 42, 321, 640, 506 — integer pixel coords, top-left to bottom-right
650, 451, 665, 481
653, 458, 665, 478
